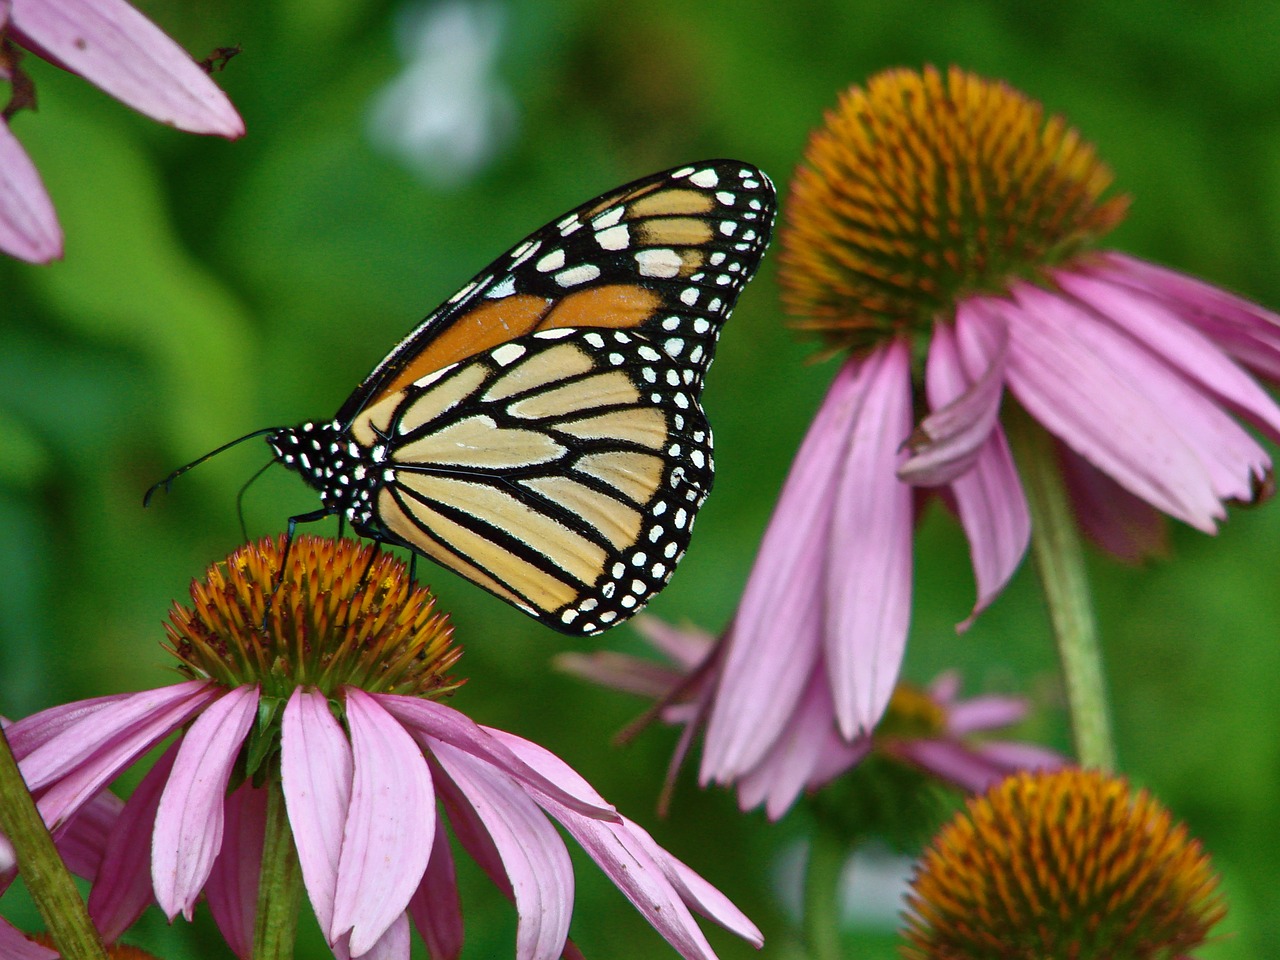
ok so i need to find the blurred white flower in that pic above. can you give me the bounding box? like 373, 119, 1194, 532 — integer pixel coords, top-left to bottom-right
367, 0, 516, 186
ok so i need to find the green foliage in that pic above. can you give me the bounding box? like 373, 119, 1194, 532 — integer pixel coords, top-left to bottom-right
2, 1, 1278, 956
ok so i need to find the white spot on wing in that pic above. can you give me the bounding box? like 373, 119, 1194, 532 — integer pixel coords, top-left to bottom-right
635, 248, 682, 278
536, 249, 566, 272
485, 275, 517, 299
596, 224, 630, 250
492, 343, 526, 366
592, 206, 625, 229
555, 263, 602, 287
689, 169, 719, 188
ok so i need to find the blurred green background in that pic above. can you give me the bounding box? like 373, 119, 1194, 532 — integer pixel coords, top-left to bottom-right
2, 0, 1279, 957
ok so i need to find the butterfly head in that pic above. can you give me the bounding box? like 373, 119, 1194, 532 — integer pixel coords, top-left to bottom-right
267, 420, 380, 528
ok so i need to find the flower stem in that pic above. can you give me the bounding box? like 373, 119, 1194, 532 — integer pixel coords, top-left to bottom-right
253, 779, 302, 960
1010, 412, 1117, 770
0, 727, 108, 960
802, 826, 846, 960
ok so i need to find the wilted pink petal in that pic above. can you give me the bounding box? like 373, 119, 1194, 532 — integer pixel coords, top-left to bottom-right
0, 919, 58, 960
333, 689, 435, 957
703, 358, 864, 781
9, 0, 243, 137
281, 687, 353, 953
378, 695, 613, 819
89, 743, 176, 943
555, 650, 691, 700
1057, 443, 1169, 561
900, 320, 1007, 484
890, 738, 1015, 792
52, 788, 122, 881
431, 741, 573, 960
825, 339, 915, 738
632, 616, 718, 669
0, 119, 62, 262
153, 683, 259, 920
206, 784, 267, 960
408, 814, 464, 960
972, 740, 1068, 774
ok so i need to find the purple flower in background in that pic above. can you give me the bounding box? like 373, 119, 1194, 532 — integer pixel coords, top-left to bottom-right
0, 0, 243, 263
6, 538, 761, 960
700, 66, 1280, 787
560, 618, 1065, 821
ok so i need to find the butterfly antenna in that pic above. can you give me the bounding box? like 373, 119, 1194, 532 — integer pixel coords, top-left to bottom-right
235, 458, 277, 541
143, 427, 281, 507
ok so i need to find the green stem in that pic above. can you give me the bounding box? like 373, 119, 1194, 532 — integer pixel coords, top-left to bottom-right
253, 778, 302, 960
802, 826, 847, 960
0, 727, 108, 960
1010, 412, 1117, 770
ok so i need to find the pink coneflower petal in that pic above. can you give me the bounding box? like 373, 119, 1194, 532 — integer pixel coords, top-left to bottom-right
281, 687, 353, 950
431, 741, 574, 960
1057, 269, 1280, 443
972, 740, 1069, 773
890, 738, 1016, 793
986, 289, 1226, 529
408, 814, 464, 960
26, 682, 219, 832
8, 0, 244, 137
153, 684, 259, 920
826, 338, 915, 738
89, 744, 176, 942
1099, 252, 1280, 382
703, 358, 865, 780
0, 120, 62, 263
332, 689, 435, 957
900, 321, 1007, 485
621, 818, 763, 947
937, 311, 1030, 627
945, 695, 1027, 734
53, 788, 121, 882
1057, 443, 1169, 561
378, 695, 614, 819
736, 672, 869, 820
632, 616, 717, 671
206, 783, 267, 960
555, 650, 691, 700
0, 918, 57, 960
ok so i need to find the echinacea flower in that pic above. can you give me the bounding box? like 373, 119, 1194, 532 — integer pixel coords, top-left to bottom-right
5, 537, 761, 960
901, 768, 1226, 959
0, 0, 243, 263
703, 66, 1280, 783
559, 618, 1064, 821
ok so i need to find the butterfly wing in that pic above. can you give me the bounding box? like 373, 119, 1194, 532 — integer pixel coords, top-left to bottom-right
361, 327, 715, 634
336, 161, 776, 426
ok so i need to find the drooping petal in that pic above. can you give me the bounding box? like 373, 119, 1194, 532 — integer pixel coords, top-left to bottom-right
554, 650, 690, 700
988, 286, 1227, 529
621, 818, 763, 947
8, 0, 244, 137
55, 788, 123, 882
377, 695, 614, 820
408, 812, 464, 960
888, 738, 1017, 793
0, 119, 62, 263
431, 741, 573, 960
153, 684, 259, 920
206, 783, 267, 960
971, 740, 1069, 775
332, 689, 434, 957
280, 687, 353, 950
826, 338, 916, 738
631, 616, 718, 670
0, 918, 58, 960
1098, 252, 1280, 383
535, 795, 722, 960
352, 913, 411, 960
900, 320, 1007, 485
703, 357, 864, 781
1057, 267, 1280, 444
25, 682, 220, 832
943, 310, 1031, 627
735, 670, 869, 820
1056, 442, 1169, 562
89, 743, 177, 942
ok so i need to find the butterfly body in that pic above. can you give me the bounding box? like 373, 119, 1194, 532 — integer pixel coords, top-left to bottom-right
264, 161, 775, 635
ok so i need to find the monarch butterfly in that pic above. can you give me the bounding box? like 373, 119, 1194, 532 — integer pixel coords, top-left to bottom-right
149, 161, 775, 635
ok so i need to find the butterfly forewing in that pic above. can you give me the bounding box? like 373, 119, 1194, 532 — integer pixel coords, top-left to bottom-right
269, 160, 776, 635
337, 161, 775, 424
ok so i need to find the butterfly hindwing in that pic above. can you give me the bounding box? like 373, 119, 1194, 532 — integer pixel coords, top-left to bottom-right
337, 161, 775, 424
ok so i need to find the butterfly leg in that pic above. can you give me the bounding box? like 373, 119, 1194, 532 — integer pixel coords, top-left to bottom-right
262, 508, 333, 629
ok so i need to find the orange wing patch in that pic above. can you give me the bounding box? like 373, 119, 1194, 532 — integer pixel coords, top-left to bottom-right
542, 284, 663, 331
